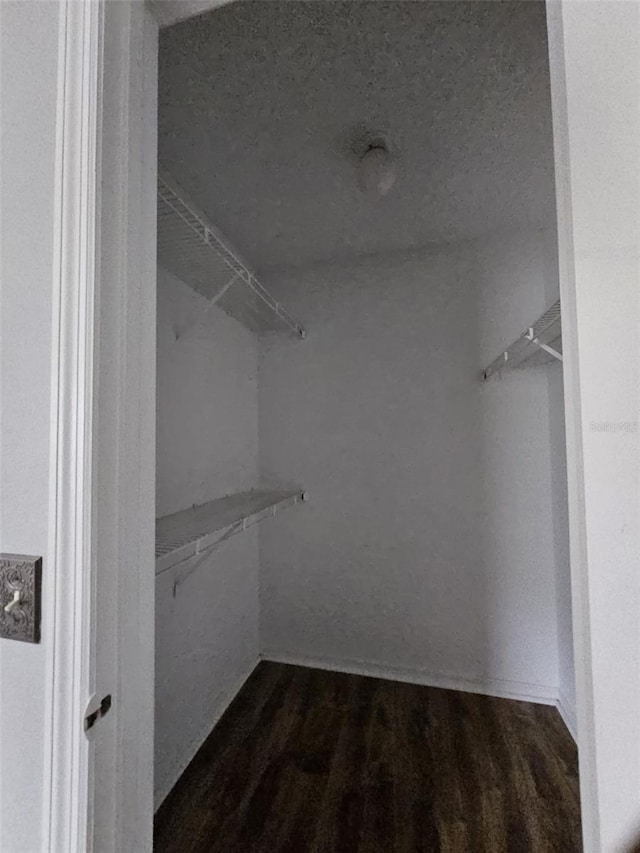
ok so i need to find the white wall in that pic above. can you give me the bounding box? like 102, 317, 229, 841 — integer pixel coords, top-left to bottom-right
474, 228, 562, 697
260, 233, 563, 701
548, 366, 575, 735
548, 2, 640, 849
154, 266, 260, 808
156, 266, 258, 516
154, 530, 259, 808
0, 4, 60, 850
541, 237, 575, 738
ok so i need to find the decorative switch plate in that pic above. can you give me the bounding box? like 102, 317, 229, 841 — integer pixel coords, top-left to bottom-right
0, 554, 42, 643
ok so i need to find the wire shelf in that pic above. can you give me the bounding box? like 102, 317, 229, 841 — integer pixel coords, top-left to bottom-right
482, 300, 562, 380
155, 488, 306, 575
157, 172, 306, 338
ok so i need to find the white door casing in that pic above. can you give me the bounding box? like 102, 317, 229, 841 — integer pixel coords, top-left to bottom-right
43, 1, 102, 849
43, 2, 157, 852
548, 2, 640, 850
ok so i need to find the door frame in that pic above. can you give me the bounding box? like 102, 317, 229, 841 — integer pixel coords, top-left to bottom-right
45, 3, 157, 851
49, 1, 638, 851
546, 4, 599, 847
44, 2, 103, 850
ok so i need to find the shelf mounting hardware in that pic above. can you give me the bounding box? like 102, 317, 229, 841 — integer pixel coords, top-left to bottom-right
482, 300, 562, 381
524, 327, 563, 363
158, 171, 306, 338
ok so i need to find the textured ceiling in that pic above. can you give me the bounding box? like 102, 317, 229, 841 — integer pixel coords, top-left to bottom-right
159, 1, 555, 272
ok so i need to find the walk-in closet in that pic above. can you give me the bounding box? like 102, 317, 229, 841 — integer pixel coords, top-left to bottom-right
152, 2, 579, 849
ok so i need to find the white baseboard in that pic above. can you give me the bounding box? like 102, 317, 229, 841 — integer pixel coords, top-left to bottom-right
154, 657, 259, 812
556, 690, 578, 742
262, 650, 559, 706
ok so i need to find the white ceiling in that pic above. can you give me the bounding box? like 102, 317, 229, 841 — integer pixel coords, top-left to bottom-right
159, 1, 556, 273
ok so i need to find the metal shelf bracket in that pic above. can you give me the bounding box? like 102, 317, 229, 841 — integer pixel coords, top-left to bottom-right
524, 327, 563, 362
158, 171, 306, 338
482, 300, 562, 381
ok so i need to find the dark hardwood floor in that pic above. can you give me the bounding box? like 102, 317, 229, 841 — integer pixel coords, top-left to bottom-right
154, 662, 581, 853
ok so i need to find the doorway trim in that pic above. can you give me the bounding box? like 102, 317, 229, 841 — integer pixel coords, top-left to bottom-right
546, 4, 599, 848
43, 3, 158, 851
43, 2, 102, 850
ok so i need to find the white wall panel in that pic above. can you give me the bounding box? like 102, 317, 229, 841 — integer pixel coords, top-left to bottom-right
0, 4, 60, 850
154, 531, 259, 809
548, 2, 640, 847
155, 267, 260, 807
156, 266, 258, 516
260, 234, 563, 699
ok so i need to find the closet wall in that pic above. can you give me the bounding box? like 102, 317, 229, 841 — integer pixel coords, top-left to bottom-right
548, 350, 574, 731
474, 227, 568, 708
260, 226, 568, 707
260, 247, 485, 681
156, 267, 258, 514
155, 266, 260, 807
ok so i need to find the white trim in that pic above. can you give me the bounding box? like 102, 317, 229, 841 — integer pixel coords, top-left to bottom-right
556, 691, 578, 744
43, 2, 103, 851
262, 651, 559, 706
94, 5, 158, 850
546, 4, 600, 850
154, 660, 259, 812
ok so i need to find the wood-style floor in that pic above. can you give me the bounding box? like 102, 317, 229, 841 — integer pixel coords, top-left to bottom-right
154, 662, 581, 853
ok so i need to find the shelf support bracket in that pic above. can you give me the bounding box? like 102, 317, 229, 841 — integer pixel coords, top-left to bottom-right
209, 271, 240, 307
174, 273, 241, 340
523, 328, 563, 362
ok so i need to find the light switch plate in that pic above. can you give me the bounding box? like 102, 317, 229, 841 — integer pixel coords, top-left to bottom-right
0, 554, 42, 643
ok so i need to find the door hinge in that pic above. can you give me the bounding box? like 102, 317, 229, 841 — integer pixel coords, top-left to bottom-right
84, 693, 112, 733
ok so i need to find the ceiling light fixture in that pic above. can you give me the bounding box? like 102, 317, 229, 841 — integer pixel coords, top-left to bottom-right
357, 138, 396, 198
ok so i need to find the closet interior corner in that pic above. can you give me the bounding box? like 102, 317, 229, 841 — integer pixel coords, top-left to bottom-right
153, 2, 580, 848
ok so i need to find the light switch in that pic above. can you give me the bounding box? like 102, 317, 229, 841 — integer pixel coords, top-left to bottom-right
0, 554, 42, 643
